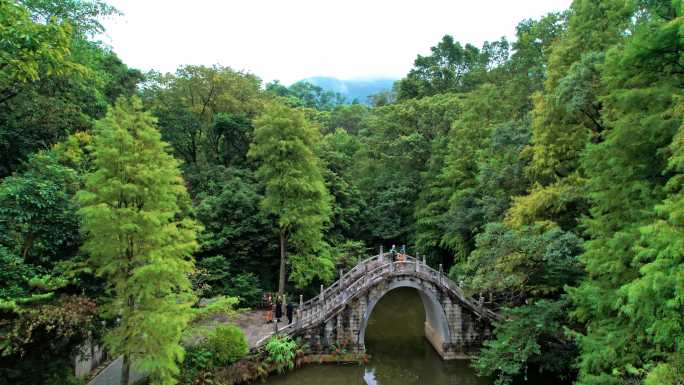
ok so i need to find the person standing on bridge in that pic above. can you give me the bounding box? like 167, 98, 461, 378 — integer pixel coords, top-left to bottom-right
390, 244, 397, 261
286, 301, 294, 324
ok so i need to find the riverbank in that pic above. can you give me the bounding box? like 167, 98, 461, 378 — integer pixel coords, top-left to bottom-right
185, 352, 368, 385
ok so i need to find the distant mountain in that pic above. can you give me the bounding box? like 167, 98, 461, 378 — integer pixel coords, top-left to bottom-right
300, 76, 396, 104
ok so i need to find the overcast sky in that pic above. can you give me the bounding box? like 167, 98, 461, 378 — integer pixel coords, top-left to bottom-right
100, 0, 572, 85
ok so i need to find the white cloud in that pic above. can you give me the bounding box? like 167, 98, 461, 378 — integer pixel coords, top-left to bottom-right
100, 0, 571, 84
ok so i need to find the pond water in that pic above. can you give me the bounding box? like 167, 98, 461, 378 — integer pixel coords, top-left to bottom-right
264, 287, 492, 385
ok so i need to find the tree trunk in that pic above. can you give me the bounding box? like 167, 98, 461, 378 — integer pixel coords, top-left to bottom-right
120, 293, 134, 385
278, 231, 287, 296
120, 353, 130, 385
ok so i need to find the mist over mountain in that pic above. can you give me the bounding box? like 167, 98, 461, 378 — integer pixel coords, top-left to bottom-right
299, 76, 396, 104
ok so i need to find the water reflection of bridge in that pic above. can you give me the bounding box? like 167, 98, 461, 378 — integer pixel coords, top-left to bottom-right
257, 253, 500, 359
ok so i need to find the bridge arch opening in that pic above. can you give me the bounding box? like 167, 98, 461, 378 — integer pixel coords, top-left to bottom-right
358, 279, 450, 357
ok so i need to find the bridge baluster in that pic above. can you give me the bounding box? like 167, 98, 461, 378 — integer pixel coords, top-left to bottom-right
439, 264, 443, 285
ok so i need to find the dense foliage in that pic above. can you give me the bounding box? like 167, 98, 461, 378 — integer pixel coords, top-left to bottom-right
77, 97, 199, 385
1, 0, 683, 384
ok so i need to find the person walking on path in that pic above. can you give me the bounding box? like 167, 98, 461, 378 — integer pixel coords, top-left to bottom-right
286, 302, 294, 324
264, 293, 273, 324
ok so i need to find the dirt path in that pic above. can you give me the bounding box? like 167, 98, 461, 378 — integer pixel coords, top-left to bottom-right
229, 309, 278, 348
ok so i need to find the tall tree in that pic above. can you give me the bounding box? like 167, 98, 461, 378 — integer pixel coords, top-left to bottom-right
569, 2, 684, 383
248, 103, 333, 294
396, 35, 508, 100
142, 65, 262, 167
77, 98, 199, 385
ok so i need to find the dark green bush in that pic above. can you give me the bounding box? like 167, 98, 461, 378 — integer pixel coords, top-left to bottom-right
225, 272, 262, 307
179, 344, 215, 384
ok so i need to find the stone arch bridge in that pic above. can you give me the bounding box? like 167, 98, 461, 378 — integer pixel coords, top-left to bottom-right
256, 253, 500, 359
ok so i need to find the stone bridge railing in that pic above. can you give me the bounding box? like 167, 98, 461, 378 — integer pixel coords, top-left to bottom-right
255, 253, 500, 347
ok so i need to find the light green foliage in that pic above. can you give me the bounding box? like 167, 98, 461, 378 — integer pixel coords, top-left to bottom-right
1, 0, 141, 177
426, 12, 565, 263
505, 174, 586, 230
207, 324, 248, 365
625, 110, 684, 382
569, 2, 684, 383
526, 0, 632, 182
0, 0, 77, 103
189, 296, 238, 326
249, 103, 333, 289
19, 0, 120, 37
264, 335, 297, 373
77, 97, 199, 385
632, 118, 684, 384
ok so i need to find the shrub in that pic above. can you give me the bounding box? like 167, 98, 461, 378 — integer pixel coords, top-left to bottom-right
264, 335, 297, 373
179, 344, 215, 384
207, 324, 249, 365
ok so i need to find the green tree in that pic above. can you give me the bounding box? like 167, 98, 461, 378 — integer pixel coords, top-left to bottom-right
508, 0, 633, 229
193, 167, 278, 293
358, 93, 460, 248
318, 128, 366, 244
77, 98, 199, 385
456, 223, 583, 384
0, 0, 77, 105
18, 0, 120, 37
0, 152, 80, 267
626, 108, 684, 384
267, 80, 346, 111
143, 65, 263, 166
569, 2, 684, 383
1, 1, 141, 177
248, 103, 333, 293
397, 35, 507, 99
